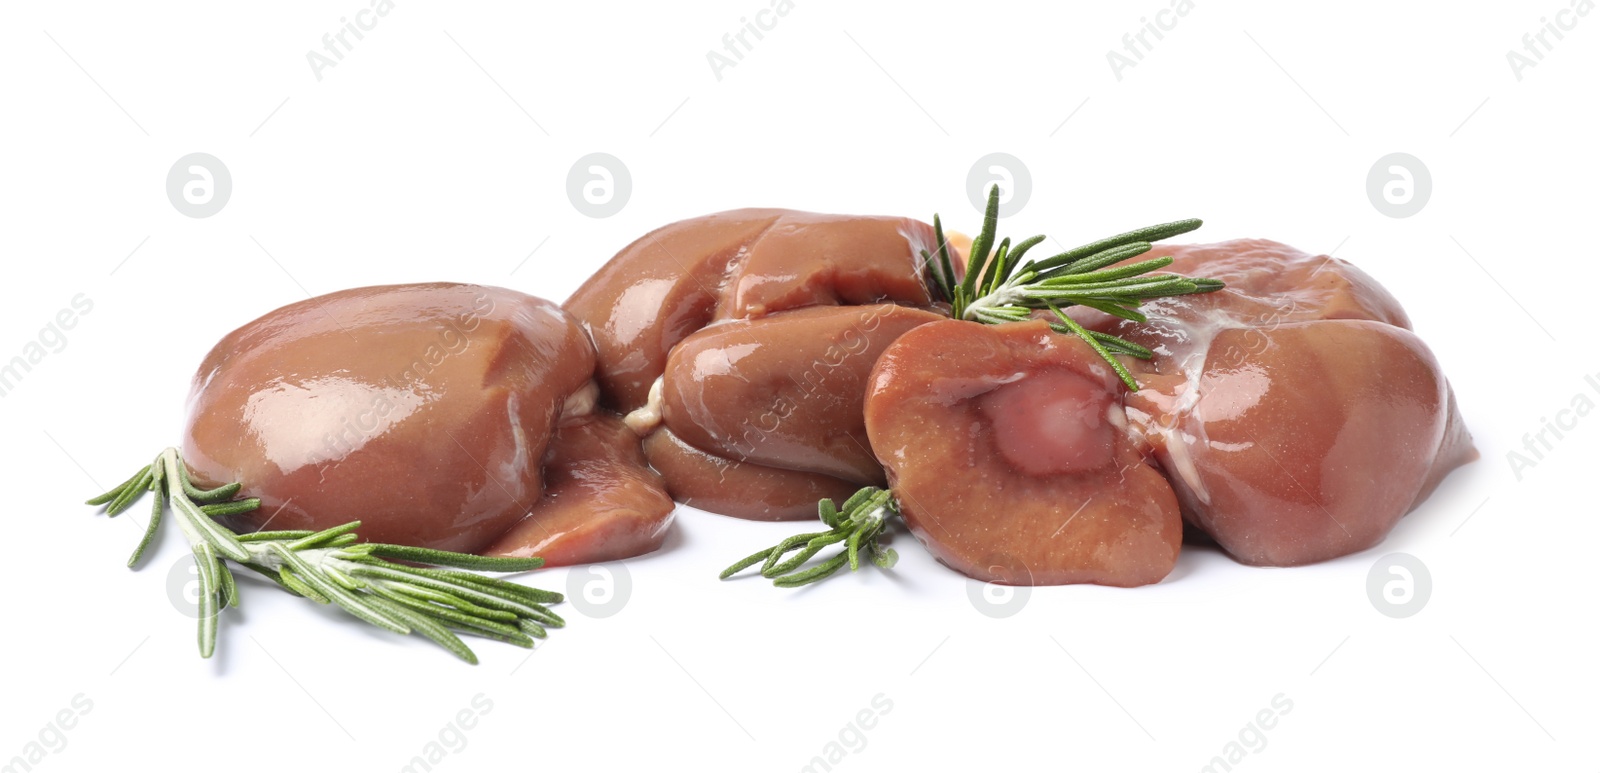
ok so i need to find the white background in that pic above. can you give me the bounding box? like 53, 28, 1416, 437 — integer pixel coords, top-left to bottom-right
1, 1, 1595, 771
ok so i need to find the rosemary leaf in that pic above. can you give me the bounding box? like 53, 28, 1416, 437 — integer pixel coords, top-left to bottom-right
195, 542, 221, 658
370, 584, 532, 644
1028, 219, 1201, 273
366, 596, 479, 664
960, 186, 1002, 306
932, 214, 957, 302
238, 530, 318, 542
380, 583, 520, 622
1048, 304, 1139, 391
277, 566, 330, 604
86, 465, 149, 507
359, 544, 544, 572
268, 543, 411, 634
105, 466, 154, 517
1036, 256, 1175, 285
721, 488, 898, 588
199, 499, 262, 518
285, 522, 363, 551
1044, 242, 1155, 278
127, 471, 165, 568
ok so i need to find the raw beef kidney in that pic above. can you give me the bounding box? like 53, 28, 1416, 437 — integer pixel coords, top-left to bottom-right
864, 319, 1183, 587
484, 413, 675, 565
182, 283, 674, 562
565, 209, 946, 518
564, 209, 938, 412
645, 303, 943, 519
1079, 240, 1476, 566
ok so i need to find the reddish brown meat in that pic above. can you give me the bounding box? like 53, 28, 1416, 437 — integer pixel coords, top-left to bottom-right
485, 413, 674, 566
182, 283, 674, 562
564, 209, 937, 412
565, 208, 946, 520
651, 304, 944, 495
1125, 321, 1471, 565
641, 427, 861, 521
865, 320, 1183, 587
1080, 240, 1476, 566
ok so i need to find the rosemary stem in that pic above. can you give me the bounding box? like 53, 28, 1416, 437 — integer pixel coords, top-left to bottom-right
89, 448, 565, 663
931, 185, 1222, 391
959, 279, 1030, 320
720, 488, 899, 587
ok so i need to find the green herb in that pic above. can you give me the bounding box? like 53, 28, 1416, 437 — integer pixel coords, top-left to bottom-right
87, 448, 562, 664
719, 488, 898, 587
725, 190, 1228, 589
921, 185, 1224, 390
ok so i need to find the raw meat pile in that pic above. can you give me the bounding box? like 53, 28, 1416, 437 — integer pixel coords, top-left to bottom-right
181, 207, 1475, 586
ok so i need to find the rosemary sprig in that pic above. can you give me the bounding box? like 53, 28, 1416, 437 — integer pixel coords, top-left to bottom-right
719, 488, 898, 587
87, 448, 563, 664
721, 189, 1226, 588
920, 185, 1224, 389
